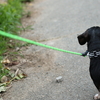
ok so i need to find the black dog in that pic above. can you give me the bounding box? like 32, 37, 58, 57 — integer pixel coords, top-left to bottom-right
77, 26, 100, 100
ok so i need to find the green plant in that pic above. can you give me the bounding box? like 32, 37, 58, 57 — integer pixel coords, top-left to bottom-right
0, 37, 8, 55
0, 0, 23, 34
0, 0, 24, 83
0, 0, 32, 92
0, 64, 9, 81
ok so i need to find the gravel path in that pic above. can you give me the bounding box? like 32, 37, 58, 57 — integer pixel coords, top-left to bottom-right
3, 0, 100, 100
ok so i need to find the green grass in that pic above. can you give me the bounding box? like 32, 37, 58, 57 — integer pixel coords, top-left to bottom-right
0, 0, 23, 34
0, 0, 34, 84
0, 0, 28, 83
0, 63, 9, 81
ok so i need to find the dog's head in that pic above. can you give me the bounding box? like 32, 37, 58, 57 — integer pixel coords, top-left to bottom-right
77, 26, 100, 45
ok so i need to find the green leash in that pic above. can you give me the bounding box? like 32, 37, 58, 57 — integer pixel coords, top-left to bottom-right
0, 30, 82, 56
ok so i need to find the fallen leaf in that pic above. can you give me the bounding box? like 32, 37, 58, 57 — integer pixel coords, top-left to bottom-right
1, 59, 10, 64
0, 86, 6, 92
10, 73, 15, 78
0, 83, 6, 87
14, 76, 20, 80
18, 74, 24, 79
5, 67, 10, 70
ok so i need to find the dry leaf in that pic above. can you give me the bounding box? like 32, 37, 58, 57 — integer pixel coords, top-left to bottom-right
0, 86, 6, 92
1, 59, 10, 64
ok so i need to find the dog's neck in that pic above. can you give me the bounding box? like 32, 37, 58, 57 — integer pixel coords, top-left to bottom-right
87, 41, 100, 52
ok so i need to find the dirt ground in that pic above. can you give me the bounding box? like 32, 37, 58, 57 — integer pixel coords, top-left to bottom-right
0, 0, 6, 4
1, 0, 100, 100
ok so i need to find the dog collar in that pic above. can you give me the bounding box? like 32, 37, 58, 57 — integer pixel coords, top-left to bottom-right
88, 50, 100, 58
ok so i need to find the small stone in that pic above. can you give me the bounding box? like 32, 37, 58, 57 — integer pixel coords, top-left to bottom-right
9, 40, 13, 42
56, 76, 63, 83
38, 66, 42, 67
16, 47, 20, 51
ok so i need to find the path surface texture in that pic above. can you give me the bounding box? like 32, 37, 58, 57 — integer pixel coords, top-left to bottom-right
3, 0, 100, 100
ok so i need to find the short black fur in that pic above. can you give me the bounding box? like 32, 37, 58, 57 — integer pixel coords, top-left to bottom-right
77, 26, 100, 92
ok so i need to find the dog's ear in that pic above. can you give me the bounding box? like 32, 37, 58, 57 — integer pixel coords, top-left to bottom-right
77, 31, 89, 45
